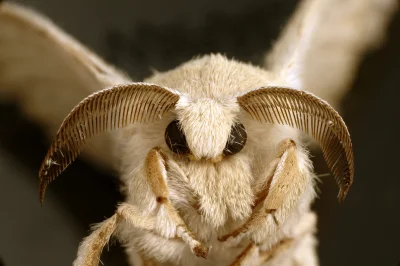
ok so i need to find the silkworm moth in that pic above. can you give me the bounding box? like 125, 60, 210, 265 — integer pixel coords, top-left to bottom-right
0, 0, 397, 265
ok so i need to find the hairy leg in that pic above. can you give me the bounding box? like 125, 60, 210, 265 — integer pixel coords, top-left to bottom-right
144, 147, 208, 257
228, 212, 317, 266
73, 204, 158, 266
73, 147, 208, 266
73, 214, 119, 266
219, 139, 311, 243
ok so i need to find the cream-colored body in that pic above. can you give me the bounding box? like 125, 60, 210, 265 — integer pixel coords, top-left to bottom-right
115, 56, 317, 265
0, 1, 397, 266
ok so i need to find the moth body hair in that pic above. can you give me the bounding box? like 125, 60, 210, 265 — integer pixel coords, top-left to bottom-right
111, 55, 316, 265
0, 0, 397, 265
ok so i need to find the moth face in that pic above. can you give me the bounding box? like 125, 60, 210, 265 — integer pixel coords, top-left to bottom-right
38, 80, 353, 202
169, 97, 245, 162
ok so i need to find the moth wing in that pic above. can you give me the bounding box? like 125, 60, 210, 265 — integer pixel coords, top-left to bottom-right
0, 2, 129, 169
265, 0, 398, 108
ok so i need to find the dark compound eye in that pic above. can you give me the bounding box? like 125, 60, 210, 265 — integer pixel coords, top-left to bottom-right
223, 122, 247, 156
165, 120, 190, 154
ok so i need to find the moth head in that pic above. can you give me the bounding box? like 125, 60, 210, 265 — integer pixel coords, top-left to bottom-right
38, 83, 353, 204
168, 97, 246, 162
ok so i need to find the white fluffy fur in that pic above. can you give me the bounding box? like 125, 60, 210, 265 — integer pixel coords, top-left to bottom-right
0, 1, 397, 266
115, 55, 317, 265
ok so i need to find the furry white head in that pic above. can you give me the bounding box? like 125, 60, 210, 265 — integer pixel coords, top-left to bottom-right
175, 96, 240, 160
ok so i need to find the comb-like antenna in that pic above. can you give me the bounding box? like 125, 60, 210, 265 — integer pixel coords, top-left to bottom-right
39, 83, 180, 204
237, 87, 354, 202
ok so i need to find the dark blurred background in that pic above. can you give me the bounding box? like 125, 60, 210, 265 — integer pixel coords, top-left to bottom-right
0, 0, 399, 265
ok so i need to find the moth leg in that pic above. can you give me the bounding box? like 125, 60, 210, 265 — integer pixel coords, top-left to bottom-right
219, 138, 309, 243
257, 212, 317, 266
228, 212, 317, 266
145, 147, 209, 258
228, 242, 258, 266
73, 204, 158, 266
73, 147, 208, 266
227, 239, 294, 266
73, 214, 119, 266
257, 238, 294, 265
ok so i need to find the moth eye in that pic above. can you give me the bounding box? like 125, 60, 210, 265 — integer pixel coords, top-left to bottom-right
223, 123, 247, 156
165, 120, 190, 155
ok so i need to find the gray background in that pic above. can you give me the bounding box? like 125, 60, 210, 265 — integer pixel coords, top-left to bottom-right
0, 0, 399, 265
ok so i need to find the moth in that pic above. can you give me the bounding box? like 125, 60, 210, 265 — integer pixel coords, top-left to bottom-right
0, 1, 397, 266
